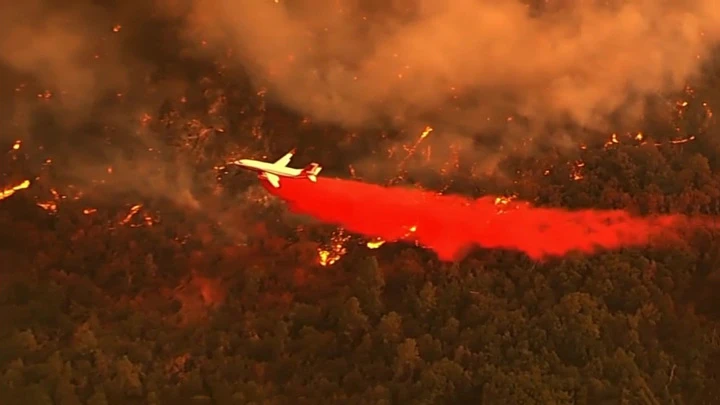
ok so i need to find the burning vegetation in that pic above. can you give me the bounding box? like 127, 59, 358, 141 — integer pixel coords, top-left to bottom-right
2, 3, 720, 402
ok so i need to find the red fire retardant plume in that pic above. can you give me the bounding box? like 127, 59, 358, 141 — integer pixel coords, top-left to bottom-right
262, 177, 688, 261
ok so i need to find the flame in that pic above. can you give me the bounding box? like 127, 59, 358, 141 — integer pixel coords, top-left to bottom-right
494, 195, 516, 206
83, 208, 97, 215
317, 228, 351, 266
140, 113, 152, 126
420, 126, 433, 139
112, 24, 122, 33
121, 204, 143, 225
493, 195, 519, 215
0, 180, 30, 201
11, 140, 21, 151
604, 133, 619, 148
571, 161, 585, 181
606, 131, 696, 148
366, 239, 386, 249
670, 135, 695, 144
36, 202, 57, 213
391, 126, 434, 184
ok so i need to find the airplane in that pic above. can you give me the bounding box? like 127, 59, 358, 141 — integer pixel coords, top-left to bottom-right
229, 149, 322, 188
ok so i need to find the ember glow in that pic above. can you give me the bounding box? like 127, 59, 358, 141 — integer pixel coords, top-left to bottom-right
317, 228, 351, 266
0, 180, 30, 201
264, 177, 691, 261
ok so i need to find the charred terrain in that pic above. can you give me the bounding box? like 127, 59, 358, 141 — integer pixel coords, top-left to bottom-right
4, 1, 720, 404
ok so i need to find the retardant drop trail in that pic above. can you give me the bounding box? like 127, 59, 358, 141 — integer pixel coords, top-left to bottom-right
262, 177, 692, 261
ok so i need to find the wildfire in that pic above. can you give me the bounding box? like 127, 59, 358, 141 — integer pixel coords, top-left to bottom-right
669, 135, 695, 145
0, 180, 30, 201
571, 161, 585, 181
11, 140, 21, 151
366, 238, 386, 249
494, 195, 516, 206
604, 133, 620, 148
391, 126, 434, 184
317, 228, 351, 266
120, 204, 143, 225
493, 195, 519, 215
606, 131, 697, 148
36, 202, 58, 213
117, 204, 158, 227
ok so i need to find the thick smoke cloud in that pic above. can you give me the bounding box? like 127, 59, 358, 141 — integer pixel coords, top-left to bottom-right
0, 0, 203, 207
2, 0, 720, 195
189, 0, 720, 134
0, 0, 134, 125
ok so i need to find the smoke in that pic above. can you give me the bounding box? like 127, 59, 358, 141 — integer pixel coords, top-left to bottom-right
188, 0, 720, 138
264, 176, 697, 261
0, 0, 211, 209
3, 0, 719, 211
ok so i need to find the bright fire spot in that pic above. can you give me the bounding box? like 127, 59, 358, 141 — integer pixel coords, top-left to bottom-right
493, 195, 519, 215
604, 133, 619, 147
112, 24, 122, 32
366, 239, 386, 249
121, 204, 143, 225
391, 126, 435, 184
138, 214, 157, 228
670, 135, 695, 144
635, 132, 644, 141
0, 180, 30, 201
12, 140, 21, 150
317, 228, 351, 266
571, 161, 585, 181
494, 196, 516, 206
140, 113, 152, 126
83, 208, 97, 215
36, 202, 58, 213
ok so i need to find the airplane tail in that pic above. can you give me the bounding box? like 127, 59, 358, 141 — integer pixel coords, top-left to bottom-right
302, 163, 322, 182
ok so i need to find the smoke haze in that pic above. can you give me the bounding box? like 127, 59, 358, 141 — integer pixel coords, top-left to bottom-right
1, 0, 719, 188
188, 0, 720, 134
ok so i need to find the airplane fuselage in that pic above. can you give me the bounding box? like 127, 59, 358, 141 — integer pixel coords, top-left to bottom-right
235, 159, 305, 178
231, 152, 322, 188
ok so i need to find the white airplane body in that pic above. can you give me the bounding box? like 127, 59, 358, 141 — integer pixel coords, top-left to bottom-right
230, 149, 322, 188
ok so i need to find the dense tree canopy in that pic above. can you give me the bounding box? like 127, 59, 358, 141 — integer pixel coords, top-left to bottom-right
2, 4, 720, 404
3, 110, 720, 403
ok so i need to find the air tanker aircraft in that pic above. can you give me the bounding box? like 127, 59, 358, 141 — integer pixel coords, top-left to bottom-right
230, 149, 322, 188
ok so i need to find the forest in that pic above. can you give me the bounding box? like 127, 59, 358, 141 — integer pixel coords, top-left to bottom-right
3, 1, 720, 405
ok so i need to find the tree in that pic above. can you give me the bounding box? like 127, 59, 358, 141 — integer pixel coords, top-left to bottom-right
338, 297, 369, 341
352, 257, 385, 318
54, 377, 82, 405
378, 312, 403, 344
86, 388, 110, 405
72, 322, 98, 353
394, 339, 421, 379
113, 356, 143, 397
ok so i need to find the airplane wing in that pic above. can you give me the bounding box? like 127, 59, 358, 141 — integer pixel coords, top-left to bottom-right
265, 173, 280, 188
273, 149, 296, 167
